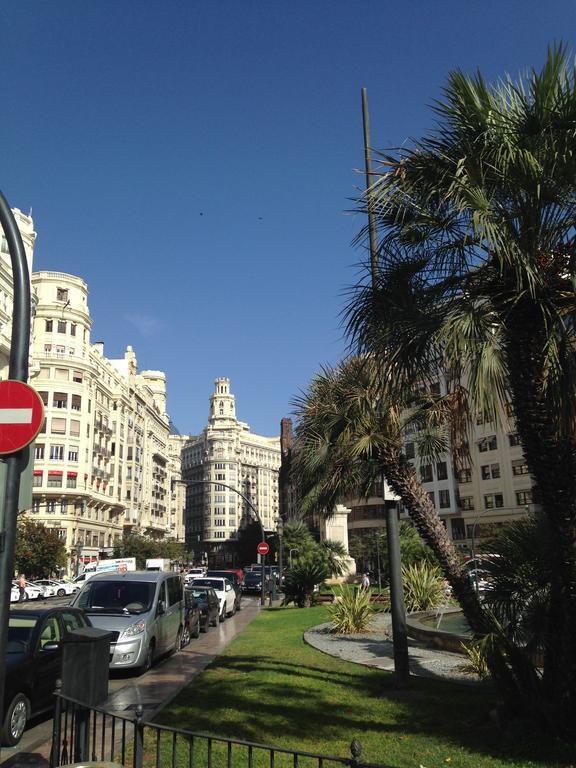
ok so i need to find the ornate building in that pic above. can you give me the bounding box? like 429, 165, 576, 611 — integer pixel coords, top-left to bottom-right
27, 271, 175, 573
182, 378, 281, 564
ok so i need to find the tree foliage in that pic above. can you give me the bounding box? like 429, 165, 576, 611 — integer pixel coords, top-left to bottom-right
15, 518, 67, 578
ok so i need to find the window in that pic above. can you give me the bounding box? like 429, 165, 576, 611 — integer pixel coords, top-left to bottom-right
404, 442, 415, 460
38, 391, 49, 406
71, 394, 81, 411
47, 474, 63, 488
57, 321, 66, 333
484, 493, 504, 509
50, 444, 64, 460
53, 392, 67, 408
33, 473, 43, 487
458, 467, 472, 483
66, 475, 77, 488
69, 420, 80, 437
56, 288, 68, 301
420, 464, 433, 483
460, 496, 475, 511
512, 459, 529, 476
436, 461, 448, 481
481, 463, 500, 480
68, 448, 78, 462
427, 491, 435, 506
55, 368, 69, 381
72, 370, 83, 383
0, 236, 8, 254
516, 489, 533, 506
509, 433, 521, 447
35, 443, 45, 460
45, 320, 53, 332
479, 435, 497, 452
439, 489, 451, 508
51, 417, 66, 434
167, 577, 183, 606
70, 323, 76, 336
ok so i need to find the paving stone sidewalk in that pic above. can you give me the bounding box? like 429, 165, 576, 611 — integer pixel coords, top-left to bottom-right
304, 611, 483, 686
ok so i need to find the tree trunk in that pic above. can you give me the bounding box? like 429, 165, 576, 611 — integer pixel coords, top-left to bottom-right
379, 445, 524, 704
505, 312, 576, 737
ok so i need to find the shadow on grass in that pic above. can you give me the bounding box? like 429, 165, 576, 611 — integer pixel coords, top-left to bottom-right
158, 653, 570, 766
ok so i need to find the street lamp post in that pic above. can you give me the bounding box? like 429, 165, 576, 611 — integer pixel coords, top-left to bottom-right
74, 540, 83, 578
276, 517, 284, 592
181, 479, 268, 606
289, 548, 299, 568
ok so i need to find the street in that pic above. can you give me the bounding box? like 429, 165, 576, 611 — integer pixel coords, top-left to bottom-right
1, 594, 261, 765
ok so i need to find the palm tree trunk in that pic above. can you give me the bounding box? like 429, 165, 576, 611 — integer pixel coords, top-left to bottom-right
378, 445, 526, 705
506, 313, 576, 737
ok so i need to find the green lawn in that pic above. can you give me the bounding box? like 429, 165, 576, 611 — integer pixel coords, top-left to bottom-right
156, 607, 572, 768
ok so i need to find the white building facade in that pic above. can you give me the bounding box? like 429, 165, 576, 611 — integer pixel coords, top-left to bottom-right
182, 378, 281, 565
27, 271, 175, 573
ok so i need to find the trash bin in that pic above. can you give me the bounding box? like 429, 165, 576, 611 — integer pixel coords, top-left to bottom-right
61, 627, 113, 707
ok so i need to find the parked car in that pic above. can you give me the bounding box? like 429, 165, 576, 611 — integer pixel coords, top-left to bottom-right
206, 570, 242, 612
189, 577, 236, 621
2, 606, 92, 746
242, 570, 270, 595
181, 591, 201, 647
186, 585, 220, 630
28, 581, 57, 599
11, 581, 42, 601
184, 567, 206, 584
33, 579, 78, 597
71, 571, 184, 672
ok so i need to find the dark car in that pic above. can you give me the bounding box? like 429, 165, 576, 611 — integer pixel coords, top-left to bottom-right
181, 591, 201, 647
186, 586, 220, 630
206, 570, 242, 612
3, 607, 92, 746
242, 570, 270, 594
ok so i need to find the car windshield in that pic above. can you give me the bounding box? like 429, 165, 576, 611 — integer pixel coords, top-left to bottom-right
191, 579, 222, 590
77, 581, 156, 614
188, 588, 210, 600
7, 617, 37, 652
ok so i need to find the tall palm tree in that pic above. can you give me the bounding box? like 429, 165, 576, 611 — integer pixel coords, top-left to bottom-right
293, 358, 489, 633
347, 46, 576, 735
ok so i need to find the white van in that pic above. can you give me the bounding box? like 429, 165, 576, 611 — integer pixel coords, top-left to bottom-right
73, 558, 137, 585
72, 570, 184, 672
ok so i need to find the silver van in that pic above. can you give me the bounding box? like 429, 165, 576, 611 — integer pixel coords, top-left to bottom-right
71, 571, 184, 672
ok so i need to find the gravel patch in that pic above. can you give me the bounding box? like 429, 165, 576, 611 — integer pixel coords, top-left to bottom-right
304, 612, 482, 686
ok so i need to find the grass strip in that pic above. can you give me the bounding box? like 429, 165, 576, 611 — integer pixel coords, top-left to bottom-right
156, 606, 571, 768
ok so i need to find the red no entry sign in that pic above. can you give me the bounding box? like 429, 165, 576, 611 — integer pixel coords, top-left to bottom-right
257, 541, 269, 556
0, 380, 44, 455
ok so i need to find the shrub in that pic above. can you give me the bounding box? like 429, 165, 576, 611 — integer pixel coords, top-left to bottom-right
459, 641, 490, 679
402, 561, 445, 612
283, 558, 329, 607
327, 585, 375, 634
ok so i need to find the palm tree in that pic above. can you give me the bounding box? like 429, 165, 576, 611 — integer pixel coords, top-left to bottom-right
347, 46, 576, 735
293, 358, 489, 634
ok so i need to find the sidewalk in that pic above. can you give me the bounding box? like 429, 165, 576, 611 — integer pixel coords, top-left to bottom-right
0, 603, 260, 767
304, 612, 483, 686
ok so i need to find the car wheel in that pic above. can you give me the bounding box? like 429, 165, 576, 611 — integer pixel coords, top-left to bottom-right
57, 588, 66, 597
1, 693, 29, 746
172, 629, 182, 654
141, 641, 155, 674
210, 610, 218, 627
219, 607, 226, 623
192, 616, 201, 639
180, 624, 191, 649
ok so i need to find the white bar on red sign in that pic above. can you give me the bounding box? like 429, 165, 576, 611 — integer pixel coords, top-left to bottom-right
0, 408, 33, 424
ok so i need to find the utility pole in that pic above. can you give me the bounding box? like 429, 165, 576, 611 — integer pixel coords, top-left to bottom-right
0, 193, 31, 751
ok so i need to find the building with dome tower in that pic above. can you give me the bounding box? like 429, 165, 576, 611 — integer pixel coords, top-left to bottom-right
181, 378, 281, 565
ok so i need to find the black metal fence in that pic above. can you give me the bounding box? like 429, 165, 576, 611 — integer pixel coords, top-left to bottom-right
50, 686, 391, 768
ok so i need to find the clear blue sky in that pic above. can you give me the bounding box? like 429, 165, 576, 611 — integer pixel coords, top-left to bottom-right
0, 1, 572, 436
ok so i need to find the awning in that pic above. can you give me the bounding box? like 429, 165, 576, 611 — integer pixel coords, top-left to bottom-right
33, 470, 43, 476
48, 470, 63, 476
67, 471, 78, 477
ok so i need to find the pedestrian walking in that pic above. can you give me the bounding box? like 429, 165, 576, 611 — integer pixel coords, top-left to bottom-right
361, 573, 370, 589
18, 573, 26, 601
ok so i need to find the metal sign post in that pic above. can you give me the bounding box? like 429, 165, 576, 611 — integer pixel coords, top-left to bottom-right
0, 192, 31, 755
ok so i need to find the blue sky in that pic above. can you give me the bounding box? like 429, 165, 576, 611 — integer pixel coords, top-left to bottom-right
0, 1, 572, 436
